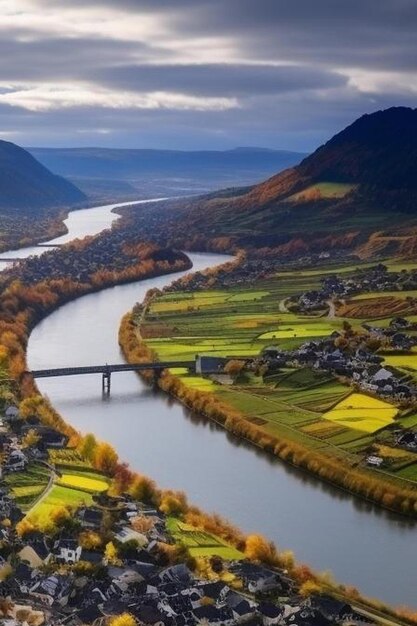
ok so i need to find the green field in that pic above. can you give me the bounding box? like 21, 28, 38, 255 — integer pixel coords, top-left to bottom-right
167, 517, 243, 560
29, 485, 94, 525
4, 464, 50, 510
26, 461, 109, 522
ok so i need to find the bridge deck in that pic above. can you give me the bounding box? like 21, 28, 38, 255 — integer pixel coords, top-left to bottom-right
28, 361, 194, 378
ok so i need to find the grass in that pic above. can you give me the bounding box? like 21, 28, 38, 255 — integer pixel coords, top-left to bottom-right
4, 464, 50, 510
167, 517, 243, 560
48, 448, 91, 469
323, 393, 398, 433
286, 182, 356, 203
29, 485, 94, 524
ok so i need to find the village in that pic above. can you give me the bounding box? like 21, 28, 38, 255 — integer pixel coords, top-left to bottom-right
0, 403, 373, 626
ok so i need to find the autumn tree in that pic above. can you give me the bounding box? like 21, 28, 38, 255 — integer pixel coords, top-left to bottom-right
159, 490, 188, 516
78, 433, 97, 462
104, 541, 120, 565
224, 360, 246, 377
108, 613, 136, 626
16, 518, 36, 538
129, 474, 159, 504
79, 531, 102, 550
112, 462, 134, 495
21, 429, 40, 449
94, 442, 118, 475
244, 534, 278, 565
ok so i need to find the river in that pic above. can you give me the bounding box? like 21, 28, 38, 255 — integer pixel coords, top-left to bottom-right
14, 200, 416, 608
0, 199, 166, 262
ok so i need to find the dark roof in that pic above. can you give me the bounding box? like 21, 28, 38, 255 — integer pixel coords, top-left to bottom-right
80, 549, 103, 564
193, 605, 232, 621
14, 562, 34, 582
133, 604, 167, 624
259, 602, 282, 618
77, 604, 103, 623
198, 581, 227, 598
25, 537, 51, 561
77, 507, 104, 525
309, 595, 352, 618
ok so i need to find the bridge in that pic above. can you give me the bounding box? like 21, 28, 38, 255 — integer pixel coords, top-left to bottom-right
27, 361, 195, 394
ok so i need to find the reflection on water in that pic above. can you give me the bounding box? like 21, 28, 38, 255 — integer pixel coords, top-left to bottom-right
26, 248, 417, 608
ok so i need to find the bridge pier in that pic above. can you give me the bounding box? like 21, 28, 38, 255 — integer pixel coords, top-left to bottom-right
152, 368, 162, 386
102, 369, 111, 395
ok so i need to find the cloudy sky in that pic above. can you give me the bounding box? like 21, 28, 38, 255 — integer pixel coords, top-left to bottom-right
0, 0, 416, 150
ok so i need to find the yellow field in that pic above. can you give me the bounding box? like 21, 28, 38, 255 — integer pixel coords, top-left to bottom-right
59, 474, 108, 492
383, 352, 417, 370
323, 393, 398, 433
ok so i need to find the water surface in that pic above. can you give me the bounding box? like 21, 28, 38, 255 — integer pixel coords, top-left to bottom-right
26, 247, 417, 608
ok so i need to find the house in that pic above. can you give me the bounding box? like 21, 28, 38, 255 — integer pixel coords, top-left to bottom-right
307, 594, 356, 623
131, 604, 167, 626
12, 563, 38, 595
20, 425, 68, 449
228, 562, 289, 594
195, 355, 229, 376
281, 605, 330, 626
4, 449, 28, 472
4, 406, 20, 422
371, 368, 394, 384
258, 602, 282, 626
76, 507, 104, 529
193, 605, 235, 625
397, 431, 417, 449
158, 564, 192, 585
109, 568, 144, 593
29, 574, 73, 607
366, 455, 383, 467
53, 538, 82, 564
19, 545, 51, 569
79, 549, 103, 566
114, 525, 148, 546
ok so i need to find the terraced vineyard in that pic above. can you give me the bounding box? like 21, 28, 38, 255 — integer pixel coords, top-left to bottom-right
139, 260, 417, 486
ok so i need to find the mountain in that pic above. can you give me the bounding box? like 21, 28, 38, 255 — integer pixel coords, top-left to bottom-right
27, 146, 307, 199
0, 140, 86, 211
148, 107, 417, 249
299, 106, 417, 189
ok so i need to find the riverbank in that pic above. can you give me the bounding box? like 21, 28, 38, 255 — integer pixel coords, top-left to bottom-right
1, 255, 412, 623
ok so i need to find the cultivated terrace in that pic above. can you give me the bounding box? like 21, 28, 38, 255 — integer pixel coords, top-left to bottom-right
130, 256, 417, 516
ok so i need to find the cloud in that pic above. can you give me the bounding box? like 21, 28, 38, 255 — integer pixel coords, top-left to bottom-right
91, 63, 346, 98
0, 0, 416, 149
0, 83, 238, 112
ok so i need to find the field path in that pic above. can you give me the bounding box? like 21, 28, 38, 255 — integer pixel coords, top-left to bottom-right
26, 466, 56, 516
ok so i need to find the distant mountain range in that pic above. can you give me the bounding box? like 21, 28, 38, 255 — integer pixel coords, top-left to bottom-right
28, 146, 307, 199
149, 107, 417, 250
0, 140, 85, 212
